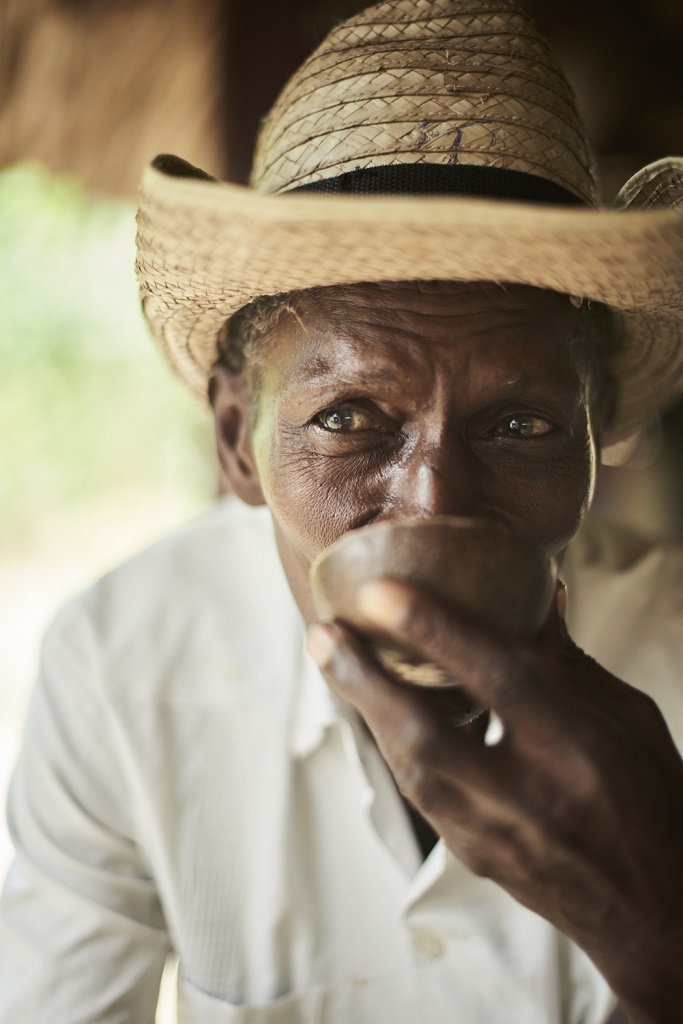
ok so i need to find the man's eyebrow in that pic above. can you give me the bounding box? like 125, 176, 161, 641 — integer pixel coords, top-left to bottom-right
499, 372, 558, 387
290, 356, 405, 390
497, 368, 581, 391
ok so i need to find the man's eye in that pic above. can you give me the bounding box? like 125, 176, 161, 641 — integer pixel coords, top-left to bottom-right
494, 414, 554, 438
318, 405, 374, 432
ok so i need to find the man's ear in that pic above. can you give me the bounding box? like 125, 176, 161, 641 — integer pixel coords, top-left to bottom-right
591, 372, 619, 454
209, 364, 266, 506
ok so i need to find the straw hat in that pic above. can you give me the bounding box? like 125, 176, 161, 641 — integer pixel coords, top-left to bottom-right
136, 0, 683, 444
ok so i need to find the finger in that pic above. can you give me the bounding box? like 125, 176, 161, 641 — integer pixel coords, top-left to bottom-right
306, 621, 496, 790
355, 578, 547, 725
306, 622, 557, 849
555, 578, 568, 622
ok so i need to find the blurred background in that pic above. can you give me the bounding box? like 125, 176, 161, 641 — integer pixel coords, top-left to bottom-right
1, 1, 682, 1019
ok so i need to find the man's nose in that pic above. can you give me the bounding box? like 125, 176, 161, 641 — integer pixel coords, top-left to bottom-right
390, 441, 481, 520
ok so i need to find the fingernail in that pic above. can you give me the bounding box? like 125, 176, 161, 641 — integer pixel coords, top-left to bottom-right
556, 580, 568, 621
305, 623, 338, 668
357, 578, 409, 629
484, 710, 505, 747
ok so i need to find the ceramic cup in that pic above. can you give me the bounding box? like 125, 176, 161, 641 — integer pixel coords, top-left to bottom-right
310, 516, 557, 716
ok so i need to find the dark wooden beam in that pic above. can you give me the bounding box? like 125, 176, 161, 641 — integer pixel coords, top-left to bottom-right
222, 0, 368, 183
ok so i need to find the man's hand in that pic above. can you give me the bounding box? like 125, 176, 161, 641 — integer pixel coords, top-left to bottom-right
306, 579, 683, 1024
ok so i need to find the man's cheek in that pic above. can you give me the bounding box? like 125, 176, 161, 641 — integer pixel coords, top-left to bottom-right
527, 454, 595, 555
267, 461, 374, 555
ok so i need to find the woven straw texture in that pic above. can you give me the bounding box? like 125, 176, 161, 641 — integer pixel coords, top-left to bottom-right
136, 0, 683, 444
252, 0, 597, 206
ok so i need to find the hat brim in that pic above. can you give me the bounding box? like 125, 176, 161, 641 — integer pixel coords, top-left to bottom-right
136, 161, 683, 444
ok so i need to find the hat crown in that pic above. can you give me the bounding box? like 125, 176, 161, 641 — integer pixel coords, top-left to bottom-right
251, 0, 598, 206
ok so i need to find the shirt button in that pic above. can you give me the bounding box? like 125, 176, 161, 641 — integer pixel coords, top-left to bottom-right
412, 929, 445, 959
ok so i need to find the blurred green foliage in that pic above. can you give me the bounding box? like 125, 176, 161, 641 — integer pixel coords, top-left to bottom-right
0, 164, 214, 552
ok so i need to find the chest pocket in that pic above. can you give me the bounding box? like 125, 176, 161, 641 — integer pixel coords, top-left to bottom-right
177, 977, 323, 1024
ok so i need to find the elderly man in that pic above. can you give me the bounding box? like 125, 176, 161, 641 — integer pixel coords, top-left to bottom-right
2, 1, 683, 1022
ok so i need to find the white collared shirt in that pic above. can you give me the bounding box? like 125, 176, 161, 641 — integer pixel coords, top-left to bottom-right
2, 498, 682, 1023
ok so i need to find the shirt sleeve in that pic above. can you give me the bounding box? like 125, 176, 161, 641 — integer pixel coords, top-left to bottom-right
0, 601, 171, 1024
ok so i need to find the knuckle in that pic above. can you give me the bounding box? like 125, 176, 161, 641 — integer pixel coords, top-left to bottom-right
392, 714, 442, 766
464, 823, 546, 886
377, 716, 446, 808
395, 761, 438, 809
546, 783, 591, 832
500, 828, 545, 883
323, 635, 361, 686
459, 842, 496, 879
401, 592, 441, 650
552, 741, 604, 804
481, 646, 527, 707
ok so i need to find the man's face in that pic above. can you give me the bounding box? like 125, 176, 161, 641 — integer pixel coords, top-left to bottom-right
223, 281, 599, 623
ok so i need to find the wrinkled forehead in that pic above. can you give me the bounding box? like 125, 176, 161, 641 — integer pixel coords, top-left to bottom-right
274, 282, 599, 381
233, 280, 611, 424
290, 280, 582, 335
244, 282, 607, 419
